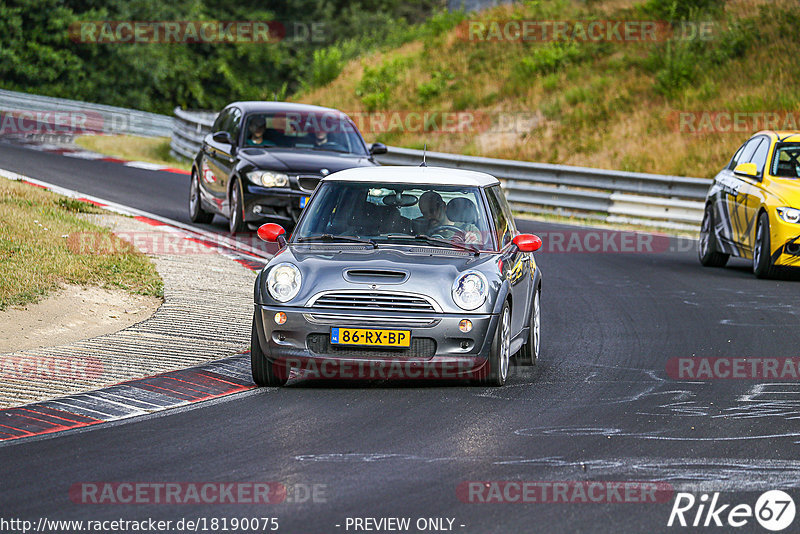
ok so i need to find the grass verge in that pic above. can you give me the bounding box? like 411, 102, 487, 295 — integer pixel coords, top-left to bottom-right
75, 135, 191, 172
0, 179, 163, 310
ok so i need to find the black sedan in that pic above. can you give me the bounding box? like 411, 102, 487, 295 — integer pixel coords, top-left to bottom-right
250, 166, 543, 387
189, 101, 386, 233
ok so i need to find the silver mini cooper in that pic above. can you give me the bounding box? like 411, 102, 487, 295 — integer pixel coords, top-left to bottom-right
251, 166, 543, 386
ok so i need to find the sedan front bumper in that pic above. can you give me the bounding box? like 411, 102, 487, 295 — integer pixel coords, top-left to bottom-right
254, 304, 499, 380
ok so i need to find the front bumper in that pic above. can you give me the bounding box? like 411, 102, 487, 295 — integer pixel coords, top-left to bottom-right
770, 216, 800, 267
242, 183, 312, 224
254, 304, 499, 379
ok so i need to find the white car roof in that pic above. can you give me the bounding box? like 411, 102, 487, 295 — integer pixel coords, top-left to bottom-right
322, 166, 500, 187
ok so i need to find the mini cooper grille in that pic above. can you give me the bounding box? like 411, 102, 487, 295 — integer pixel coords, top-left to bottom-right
297, 175, 321, 192
308, 292, 436, 313
307, 334, 436, 359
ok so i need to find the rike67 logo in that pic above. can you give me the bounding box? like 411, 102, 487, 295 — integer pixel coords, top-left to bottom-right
668, 490, 795, 531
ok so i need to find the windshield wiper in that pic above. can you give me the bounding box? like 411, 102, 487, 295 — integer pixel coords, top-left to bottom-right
386, 234, 479, 256
296, 234, 377, 249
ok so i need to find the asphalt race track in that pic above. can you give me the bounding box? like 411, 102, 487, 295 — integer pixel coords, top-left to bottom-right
1, 141, 799, 533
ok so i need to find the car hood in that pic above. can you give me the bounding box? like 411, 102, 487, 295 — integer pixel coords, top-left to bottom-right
239, 148, 376, 173
764, 177, 800, 206
264, 245, 503, 314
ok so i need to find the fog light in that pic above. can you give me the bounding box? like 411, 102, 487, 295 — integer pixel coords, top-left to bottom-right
459, 319, 473, 333
274, 312, 287, 325
253, 205, 262, 214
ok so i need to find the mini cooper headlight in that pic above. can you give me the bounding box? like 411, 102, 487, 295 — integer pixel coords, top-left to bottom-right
777, 207, 800, 224
267, 263, 301, 302
452, 270, 489, 311
247, 171, 289, 188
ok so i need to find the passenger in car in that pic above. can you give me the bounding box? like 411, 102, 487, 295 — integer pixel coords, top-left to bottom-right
446, 197, 482, 244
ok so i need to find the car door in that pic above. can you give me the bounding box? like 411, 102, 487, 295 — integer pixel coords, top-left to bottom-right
739, 136, 772, 255
485, 185, 532, 339
201, 108, 231, 213
203, 107, 241, 213
713, 136, 764, 256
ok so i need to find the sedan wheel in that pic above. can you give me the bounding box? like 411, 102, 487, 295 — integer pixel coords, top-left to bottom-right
753, 212, 776, 279
229, 181, 244, 234
188, 171, 214, 224
698, 204, 728, 267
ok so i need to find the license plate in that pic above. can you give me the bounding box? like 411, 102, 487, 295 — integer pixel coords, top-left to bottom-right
300, 196, 309, 208
330, 327, 411, 348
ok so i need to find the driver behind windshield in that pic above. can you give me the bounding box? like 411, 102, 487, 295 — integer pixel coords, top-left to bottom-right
413, 191, 450, 234
246, 117, 267, 146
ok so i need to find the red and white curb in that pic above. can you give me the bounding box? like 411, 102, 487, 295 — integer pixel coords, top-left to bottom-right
0, 168, 280, 442
2, 138, 190, 175
0, 354, 257, 443
0, 167, 273, 271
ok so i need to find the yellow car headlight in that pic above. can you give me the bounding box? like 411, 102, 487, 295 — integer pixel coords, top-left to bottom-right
777, 207, 800, 224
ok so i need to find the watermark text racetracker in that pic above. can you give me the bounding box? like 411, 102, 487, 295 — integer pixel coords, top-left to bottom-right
69, 20, 327, 44
670, 110, 800, 135
458, 20, 716, 42
70, 482, 327, 504
667, 357, 800, 380
0, 516, 279, 533
0, 110, 162, 138
458, 481, 674, 503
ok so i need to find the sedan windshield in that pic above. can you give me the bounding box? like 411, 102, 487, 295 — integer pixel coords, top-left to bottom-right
771, 142, 800, 178
294, 182, 495, 250
242, 111, 368, 156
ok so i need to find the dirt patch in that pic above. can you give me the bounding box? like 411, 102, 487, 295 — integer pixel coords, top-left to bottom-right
0, 285, 161, 354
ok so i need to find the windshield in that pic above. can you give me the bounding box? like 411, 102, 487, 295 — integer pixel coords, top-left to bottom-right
771, 142, 800, 178
294, 182, 495, 250
242, 111, 368, 155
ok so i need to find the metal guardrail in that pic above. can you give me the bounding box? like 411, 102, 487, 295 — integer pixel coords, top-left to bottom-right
0, 89, 173, 137
170, 107, 217, 161
171, 108, 709, 231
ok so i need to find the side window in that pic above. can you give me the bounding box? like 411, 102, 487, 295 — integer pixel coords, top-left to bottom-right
727, 143, 746, 170
736, 137, 762, 168
748, 138, 770, 177
227, 108, 242, 143
486, 186, 511, 248
212, 109, 229, 132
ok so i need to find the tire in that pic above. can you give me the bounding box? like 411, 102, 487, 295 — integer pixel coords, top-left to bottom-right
251, 315, 288, 387
698, 204, 729, 267
753, 211, 776, 279
518, 288, 540, 366
189, 171, 214, 224
229, 180, 245, 234
479, 302, 511, 387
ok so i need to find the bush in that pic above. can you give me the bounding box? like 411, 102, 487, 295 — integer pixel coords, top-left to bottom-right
355, 57, 410, 111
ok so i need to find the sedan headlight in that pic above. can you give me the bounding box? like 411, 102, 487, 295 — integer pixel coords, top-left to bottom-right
777, 207, 800, 224
247, 171, 289, 188
452, 270, 489, 311
267, 263, 301, 302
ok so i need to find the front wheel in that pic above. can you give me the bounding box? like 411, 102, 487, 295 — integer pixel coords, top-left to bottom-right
229, 181, 245, 234
698, 204, 728, 267
251, 316, 288, 387
753, 212, 776, 279
479, 302, 511, 386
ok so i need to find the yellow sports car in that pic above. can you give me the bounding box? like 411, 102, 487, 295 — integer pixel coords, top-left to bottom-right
699, 130, 800, 278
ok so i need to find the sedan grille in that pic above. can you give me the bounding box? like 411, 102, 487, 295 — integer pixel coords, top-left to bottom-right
307, 291, 438, 313
297, 175, 321, 193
